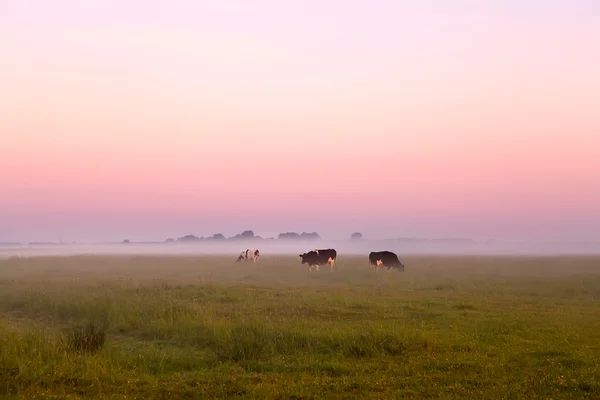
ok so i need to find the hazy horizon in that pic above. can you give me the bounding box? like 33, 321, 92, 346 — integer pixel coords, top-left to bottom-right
2, 0, 599, 244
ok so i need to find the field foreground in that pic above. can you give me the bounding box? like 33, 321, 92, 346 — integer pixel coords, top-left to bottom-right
1, 254, 600, 399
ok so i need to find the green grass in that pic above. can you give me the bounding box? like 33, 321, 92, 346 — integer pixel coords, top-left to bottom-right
1, 254, 600, 399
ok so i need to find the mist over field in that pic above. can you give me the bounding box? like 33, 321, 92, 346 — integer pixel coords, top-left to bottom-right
2, 239, 600, 260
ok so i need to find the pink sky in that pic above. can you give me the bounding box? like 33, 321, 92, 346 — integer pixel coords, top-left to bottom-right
1, 0, 599, 242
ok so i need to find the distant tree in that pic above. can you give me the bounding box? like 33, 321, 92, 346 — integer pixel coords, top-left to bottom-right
212, 233, 226, 240
278, 232, 301, 240
229, 230, 257, 240
123, 239, 130, 244
165, 238, 175, 243
350, 232, 363, 240
278, 232, 321, 240
178, 235, 200, 242
301, 232, 321, 241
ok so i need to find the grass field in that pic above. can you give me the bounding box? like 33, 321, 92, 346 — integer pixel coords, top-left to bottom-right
1, 254, 600, 399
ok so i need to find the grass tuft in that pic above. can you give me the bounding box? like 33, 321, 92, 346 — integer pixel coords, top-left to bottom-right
211, 322, 271, 362
62, 322, 107, 354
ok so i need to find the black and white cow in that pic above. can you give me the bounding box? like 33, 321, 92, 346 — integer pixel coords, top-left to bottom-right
236, 249, 260, 263
368, 251, 404, 272
299, 249, 337, 271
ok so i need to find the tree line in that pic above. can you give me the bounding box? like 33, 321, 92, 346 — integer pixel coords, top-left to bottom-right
122, 230, 366, 243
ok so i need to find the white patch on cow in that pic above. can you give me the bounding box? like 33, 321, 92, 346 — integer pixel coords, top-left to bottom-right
308, 262, 324, 272
328, 256, 335, 271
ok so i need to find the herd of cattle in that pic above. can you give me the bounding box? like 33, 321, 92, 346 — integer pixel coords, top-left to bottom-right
235, 248, 405, 272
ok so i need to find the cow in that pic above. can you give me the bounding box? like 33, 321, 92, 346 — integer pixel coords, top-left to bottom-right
299, 248, 337, 271
235, 249, 260, 263
368, 251, 404, 272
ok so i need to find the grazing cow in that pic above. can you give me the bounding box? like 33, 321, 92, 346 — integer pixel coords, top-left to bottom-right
299, 248, 337, 271
235, 249, 260, 263
368, 251, 404, 272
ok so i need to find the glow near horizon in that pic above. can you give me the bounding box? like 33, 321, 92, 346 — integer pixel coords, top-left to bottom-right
1, 0, 599, 242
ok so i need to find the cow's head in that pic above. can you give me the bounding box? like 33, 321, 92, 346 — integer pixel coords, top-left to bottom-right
299, 251, 316, 264
368, 252, 378, 264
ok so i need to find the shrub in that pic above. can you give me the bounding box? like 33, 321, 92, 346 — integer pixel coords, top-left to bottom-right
63, 322, 107, 354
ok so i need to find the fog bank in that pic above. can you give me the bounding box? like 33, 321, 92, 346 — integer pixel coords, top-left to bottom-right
2, 239, 600, 259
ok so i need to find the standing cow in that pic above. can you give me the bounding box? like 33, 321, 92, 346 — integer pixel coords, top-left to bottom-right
236, 249, 260, 263
299, 249, 337, 271
368, 251, 404, 272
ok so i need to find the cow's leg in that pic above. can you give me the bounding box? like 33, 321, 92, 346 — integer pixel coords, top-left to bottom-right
316, 264, 320, 272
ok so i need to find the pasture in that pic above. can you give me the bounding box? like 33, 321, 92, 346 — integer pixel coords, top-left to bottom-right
1, 254, 600, 399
